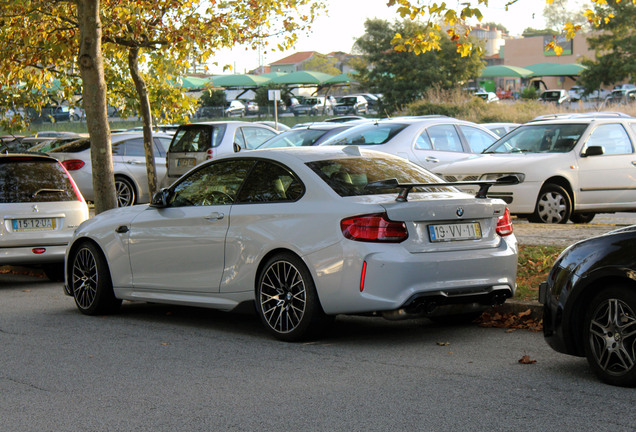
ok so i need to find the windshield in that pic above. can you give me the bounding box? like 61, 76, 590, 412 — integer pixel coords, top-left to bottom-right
483, 123, 588, 154
258, 129, 327, 148
322, 123, 408, 146
307, 156, 453, 197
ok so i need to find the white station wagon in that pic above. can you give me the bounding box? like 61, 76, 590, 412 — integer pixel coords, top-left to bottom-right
435, 117, 636, 223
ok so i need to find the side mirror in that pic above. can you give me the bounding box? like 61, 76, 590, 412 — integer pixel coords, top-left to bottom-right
150, 188, 171, 208
583, 146, 604, 157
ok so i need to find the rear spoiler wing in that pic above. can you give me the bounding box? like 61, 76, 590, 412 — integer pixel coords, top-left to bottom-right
366, 175, 520, 202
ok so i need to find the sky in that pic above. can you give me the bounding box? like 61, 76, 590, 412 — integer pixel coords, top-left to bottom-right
207, 0, 549, 75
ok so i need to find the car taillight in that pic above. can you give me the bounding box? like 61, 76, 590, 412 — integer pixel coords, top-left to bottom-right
61, 160, 85, 171
341, 213, 408, 243
206, 149, 213, 160
496, 208, 513, 237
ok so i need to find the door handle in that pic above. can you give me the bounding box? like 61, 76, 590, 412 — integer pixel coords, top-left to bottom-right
126, 160, 145, 165
205, 212, 224, 221
115, 225, 129, 233
425, 156, 439, 163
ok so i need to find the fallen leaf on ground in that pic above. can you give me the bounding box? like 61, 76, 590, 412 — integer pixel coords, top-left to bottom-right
518, 355, 537, 364
476, 309, 543, 332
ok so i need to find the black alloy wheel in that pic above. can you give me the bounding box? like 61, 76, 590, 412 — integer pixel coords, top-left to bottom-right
584, 286, 636, 387
70, 242, 121, 315
256, 253, 328, 341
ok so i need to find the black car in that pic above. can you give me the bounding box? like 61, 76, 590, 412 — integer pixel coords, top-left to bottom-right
333, 95, 368, 115
540, 226, 636, 387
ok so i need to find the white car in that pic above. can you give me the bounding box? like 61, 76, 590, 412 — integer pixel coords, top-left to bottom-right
48, 132, 173, 207
0, 153, 88, 280
475, 92, 499, 103
481, 123, 520, 137
320, 117, 499, 170
435, 117, 636, 224
64, 147, 517, 341
164, 121, 278, 182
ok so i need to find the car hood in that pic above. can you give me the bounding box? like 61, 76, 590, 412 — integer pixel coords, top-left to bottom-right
434, 153, 570, 175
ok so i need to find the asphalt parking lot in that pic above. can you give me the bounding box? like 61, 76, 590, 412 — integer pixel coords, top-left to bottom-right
513, 212, 636, 246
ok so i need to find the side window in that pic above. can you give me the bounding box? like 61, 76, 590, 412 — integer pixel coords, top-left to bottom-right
233, 129, 246, 151
154, 137, 171, 157
123, 138, 145, 156
111, 140, 126, 155
169, 127, 212, 152
414, 131, 433, 150
240, 127, 277, 149
237, 161, 304, 203
458, 125, 496, 153
169, 159, 255, 207
427, 125, 463, 152
586, 124, 633, 155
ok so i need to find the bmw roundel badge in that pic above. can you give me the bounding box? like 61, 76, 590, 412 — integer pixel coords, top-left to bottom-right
456, 207, 464, 217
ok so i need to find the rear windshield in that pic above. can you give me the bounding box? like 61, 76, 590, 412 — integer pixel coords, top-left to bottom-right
258, 129, 327, 148
0, 158, 78, 203
323, 123, 408, 146
169, 125, 227, 152
307, 156, 452, 197
48, 138, 90, 153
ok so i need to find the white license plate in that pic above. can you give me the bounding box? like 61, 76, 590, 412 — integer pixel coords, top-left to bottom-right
12, 218, 56, 231
177, 158, 196, 167
428, 222, 481, 242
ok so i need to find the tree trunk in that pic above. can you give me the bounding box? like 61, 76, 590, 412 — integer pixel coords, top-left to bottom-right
128, 47, 158, 198
76, 0, 116, 214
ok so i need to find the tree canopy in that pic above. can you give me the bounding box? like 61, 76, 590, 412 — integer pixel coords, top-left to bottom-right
354, 19, 484, 115
0, 0, 322, 212
387, 0, 634, 57
578, 0, 636, 91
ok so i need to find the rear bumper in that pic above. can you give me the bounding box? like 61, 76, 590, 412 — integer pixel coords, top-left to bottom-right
0, 244, 67, 265
310, 235, 518, 315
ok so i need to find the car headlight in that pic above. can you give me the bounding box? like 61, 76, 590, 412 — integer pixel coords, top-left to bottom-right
479, 173, 525, 183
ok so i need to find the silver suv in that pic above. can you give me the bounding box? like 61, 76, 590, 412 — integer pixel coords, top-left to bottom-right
0, 154, 88, 280
165, 121, 278, 182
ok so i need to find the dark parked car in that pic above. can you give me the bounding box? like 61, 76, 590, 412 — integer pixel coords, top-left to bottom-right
333, 95, 368, 115
540, 226, 636, 387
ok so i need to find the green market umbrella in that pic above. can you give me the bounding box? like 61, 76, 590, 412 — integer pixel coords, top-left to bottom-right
480, 65, 533, 78
270, 70, 335, 85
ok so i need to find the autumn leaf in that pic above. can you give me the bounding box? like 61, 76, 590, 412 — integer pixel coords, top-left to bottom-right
518, 355, 537, 364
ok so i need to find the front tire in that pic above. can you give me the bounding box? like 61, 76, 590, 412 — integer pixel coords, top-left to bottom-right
570, 212, 596, 224
115, 176, 136, 207
69, 242, 121, 315
529, 184, 571, 224
584, 285, 636, 387
256, 253, 328, 341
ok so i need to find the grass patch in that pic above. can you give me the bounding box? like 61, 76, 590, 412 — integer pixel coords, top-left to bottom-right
515, 244, 564, 301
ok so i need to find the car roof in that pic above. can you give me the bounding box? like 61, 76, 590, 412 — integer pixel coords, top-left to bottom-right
0, 152, 60, 162
218, 145, 401, 165
290, 122, 357, 130
530, 112, 634, 122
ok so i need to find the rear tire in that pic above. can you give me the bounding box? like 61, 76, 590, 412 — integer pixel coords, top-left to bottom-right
69, 242, 121, 315
584, 285, 636, 387
256, 253, 328, 341
529, 183, 571, 224
115, 176, 136, 207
